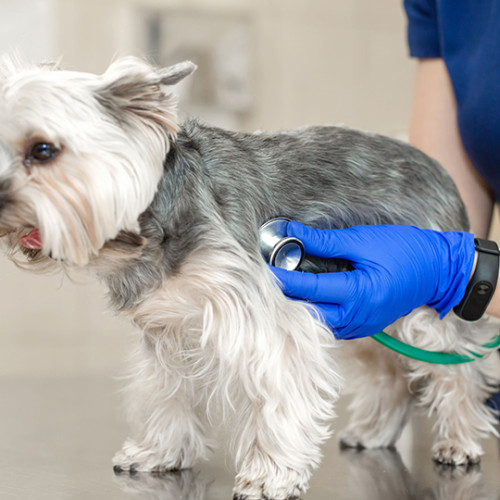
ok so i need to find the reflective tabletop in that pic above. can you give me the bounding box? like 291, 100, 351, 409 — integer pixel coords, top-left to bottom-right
0, 375, 499, 499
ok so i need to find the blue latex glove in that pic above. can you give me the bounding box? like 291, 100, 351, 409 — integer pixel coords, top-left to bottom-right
270, 222, 475, 340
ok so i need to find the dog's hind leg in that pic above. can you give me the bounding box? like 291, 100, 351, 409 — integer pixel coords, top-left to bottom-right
112, 335, 213, 473
416, 362, 497, 465
395, 310, 500, 465
338, 339, 414, 450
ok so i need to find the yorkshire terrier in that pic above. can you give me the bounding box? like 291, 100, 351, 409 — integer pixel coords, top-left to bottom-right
0, 56, 498, 500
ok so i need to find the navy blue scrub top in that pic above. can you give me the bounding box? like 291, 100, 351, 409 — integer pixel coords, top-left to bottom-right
404, 0, 500, 202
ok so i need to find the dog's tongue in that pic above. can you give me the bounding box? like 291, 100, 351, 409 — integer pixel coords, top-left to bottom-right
20, 229, 43, 249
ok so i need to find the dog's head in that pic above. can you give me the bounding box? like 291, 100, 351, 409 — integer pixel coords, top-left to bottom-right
0, 56, 195, 266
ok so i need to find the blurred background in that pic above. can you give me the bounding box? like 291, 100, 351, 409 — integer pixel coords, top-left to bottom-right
0, 0, 490, 380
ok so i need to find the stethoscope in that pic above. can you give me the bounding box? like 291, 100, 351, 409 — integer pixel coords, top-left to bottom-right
259, 217, 304, 270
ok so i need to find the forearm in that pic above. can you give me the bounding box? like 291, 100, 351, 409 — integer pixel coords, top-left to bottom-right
485, 284, 500, 318
408, 59, 495, 238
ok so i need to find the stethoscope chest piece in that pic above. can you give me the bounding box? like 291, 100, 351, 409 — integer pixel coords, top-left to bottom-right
259, 217, 304, 271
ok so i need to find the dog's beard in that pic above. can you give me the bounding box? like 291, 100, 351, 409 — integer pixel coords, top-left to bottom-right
0, 55, 189, 267
0, 139, 165, 266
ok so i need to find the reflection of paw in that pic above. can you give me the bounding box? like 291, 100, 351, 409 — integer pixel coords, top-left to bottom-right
112, 439, 185, 473
339, 431, 366, 451
231, 496, 301, 500
432, 440, 482, 466
338, 426, 396, 450
233, 466, 308, 500
113, 468, 211, 499
431, 461, 493, 500
340, 447, 404, 471
232, 486, 302, 500
432, 461, 480, 480
340, 448, 420, 498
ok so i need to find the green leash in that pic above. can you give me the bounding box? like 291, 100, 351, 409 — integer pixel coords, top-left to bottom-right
371, 331, 500, 365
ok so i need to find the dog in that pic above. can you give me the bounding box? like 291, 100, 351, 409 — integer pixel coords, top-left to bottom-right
0, 55, 499, 500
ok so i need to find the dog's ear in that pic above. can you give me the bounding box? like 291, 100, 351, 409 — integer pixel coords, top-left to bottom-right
95, 57, 195, 133
158, 61, 197, 86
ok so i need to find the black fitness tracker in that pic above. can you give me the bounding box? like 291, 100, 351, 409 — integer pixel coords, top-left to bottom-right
454, 238, 500, 321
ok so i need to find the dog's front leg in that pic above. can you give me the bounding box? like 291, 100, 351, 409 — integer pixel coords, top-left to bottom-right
113, 334, 213, 473
226, 295, 340, 500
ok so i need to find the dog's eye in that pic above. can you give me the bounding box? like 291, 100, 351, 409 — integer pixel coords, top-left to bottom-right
27, 142, 59, 163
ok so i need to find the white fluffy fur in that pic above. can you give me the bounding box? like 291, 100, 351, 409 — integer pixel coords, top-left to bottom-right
0, 57, 173, 264
0, 56, 499, 500
340, 309, 500, 464
120, 228, 341, 498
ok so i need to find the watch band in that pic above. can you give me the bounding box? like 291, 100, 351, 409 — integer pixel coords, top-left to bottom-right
453, 238, 500, 321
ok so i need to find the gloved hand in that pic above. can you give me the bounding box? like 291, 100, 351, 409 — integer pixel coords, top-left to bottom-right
270, 222, 475, 340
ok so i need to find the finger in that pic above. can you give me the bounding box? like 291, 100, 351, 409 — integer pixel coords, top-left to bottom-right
286, 221, 362, 260
310, 303, 366, 340
309, 301, 342, 326
307, 302, 363, 341
274, 290, 346, 338
269, 265, 357, 304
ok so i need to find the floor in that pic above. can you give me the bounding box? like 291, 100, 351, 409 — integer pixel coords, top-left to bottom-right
0, 375, 499, 500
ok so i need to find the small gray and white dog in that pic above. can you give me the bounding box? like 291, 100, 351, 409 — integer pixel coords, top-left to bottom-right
0, 56, 499, 500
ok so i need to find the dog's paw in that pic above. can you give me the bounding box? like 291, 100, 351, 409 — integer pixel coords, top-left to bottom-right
112, 438, 187, 473
432, 440, 482, 466
233, 467, 307, 500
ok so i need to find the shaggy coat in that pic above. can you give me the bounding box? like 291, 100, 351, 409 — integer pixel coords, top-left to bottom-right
0, 57, 498, 500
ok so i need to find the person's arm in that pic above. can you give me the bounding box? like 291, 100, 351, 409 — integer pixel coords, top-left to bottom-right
409, 59, 500, 317
408, 58, 495, 238
486, 284, 500, 317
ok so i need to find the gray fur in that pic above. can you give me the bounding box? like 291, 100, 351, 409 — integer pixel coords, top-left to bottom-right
0, 58, 493, 497
159, 61, 197, 86
103, 119, 468, 310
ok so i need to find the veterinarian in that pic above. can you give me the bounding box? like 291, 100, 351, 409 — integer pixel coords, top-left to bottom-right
273, 1, 500, 338
271, 1, 500, 404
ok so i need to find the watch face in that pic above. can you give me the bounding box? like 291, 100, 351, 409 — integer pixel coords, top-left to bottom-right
477, 283, 492, 295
